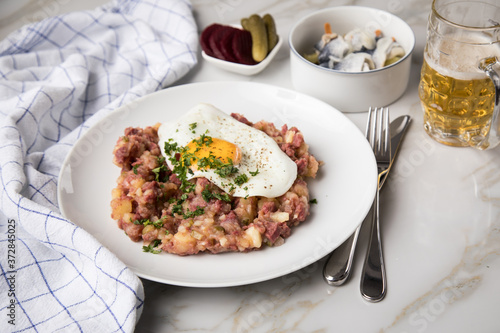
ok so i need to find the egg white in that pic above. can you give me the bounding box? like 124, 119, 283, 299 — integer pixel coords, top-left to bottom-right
157, 103, 297, 198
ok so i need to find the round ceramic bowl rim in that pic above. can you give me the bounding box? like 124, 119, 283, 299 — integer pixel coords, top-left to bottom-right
288, 6, 416, 76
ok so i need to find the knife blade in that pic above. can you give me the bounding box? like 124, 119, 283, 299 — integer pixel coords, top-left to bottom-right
323, 115, 411, 286
380, 115, 411, 187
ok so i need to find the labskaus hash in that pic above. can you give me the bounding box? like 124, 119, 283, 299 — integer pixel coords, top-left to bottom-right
110, 103, 320, 255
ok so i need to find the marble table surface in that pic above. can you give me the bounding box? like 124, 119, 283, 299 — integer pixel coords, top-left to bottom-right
2, 0, 499, 332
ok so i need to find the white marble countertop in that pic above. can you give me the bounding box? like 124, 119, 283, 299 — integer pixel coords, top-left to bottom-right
2, 0, 500, 332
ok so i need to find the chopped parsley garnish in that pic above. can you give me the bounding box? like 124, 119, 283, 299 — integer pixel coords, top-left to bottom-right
163, 133, 260, 218
202, 187, 231, 202
194, 132, 212, 146
164, 139, 179, 156
201, 189, 211, 202
182, 206, 205, 219
189, 122, 197, 133
132, 164, 141, 174
214, 162, 239, 178
142, 239, 162, 254
133, 218, 164, 229
309, 198, 318, 204
152, 164, 169, 182
172, 202, 184, 216
249, 169, 259, 176
234, 173, 249, 186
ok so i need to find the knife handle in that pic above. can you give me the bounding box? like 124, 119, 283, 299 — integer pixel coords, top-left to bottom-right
323, 224, 361, 286
360, 190, 386, 302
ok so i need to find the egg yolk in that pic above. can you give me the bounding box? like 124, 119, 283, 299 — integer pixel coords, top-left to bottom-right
185, 137, 242, 170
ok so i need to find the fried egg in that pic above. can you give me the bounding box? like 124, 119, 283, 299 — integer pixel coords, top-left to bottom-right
157, 103, 297, 198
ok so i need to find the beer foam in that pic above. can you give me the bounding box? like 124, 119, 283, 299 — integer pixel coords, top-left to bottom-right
425, 33, 500, 81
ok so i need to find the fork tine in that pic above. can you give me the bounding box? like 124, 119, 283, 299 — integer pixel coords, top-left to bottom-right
366, 107, 376, 149
376, 107, 383, 154
383, 107, 390, 156
366, 106, 391, 158
372, 107, 390, 158
365, 107, 372, 142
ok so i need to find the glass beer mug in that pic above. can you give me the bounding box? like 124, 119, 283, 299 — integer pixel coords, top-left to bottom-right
419, 0, 500, 149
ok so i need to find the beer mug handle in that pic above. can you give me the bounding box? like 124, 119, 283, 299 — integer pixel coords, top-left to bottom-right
479, 57, 500, 150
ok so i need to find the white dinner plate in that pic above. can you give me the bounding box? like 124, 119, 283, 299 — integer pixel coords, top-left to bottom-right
57, 81, 377, 287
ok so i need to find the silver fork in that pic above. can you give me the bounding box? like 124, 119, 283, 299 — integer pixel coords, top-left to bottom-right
360, 107, 391, 302
323, 108, 379, 286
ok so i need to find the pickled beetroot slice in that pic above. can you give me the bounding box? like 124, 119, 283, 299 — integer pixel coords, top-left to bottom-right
200, 24, 223, 57
209, 27, 235, 61
232, 29, 256, 65
201, 23, 256, 65
220, 28, 238, 63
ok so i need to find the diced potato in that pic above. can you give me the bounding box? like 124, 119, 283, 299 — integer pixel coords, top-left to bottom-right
122, 213, 133, 223
296, 142, 309, 156
234, 197, 257, 223
191, 230, 203, 240
270, 211, 289, 223
110, 197, 132, 220
111, 188, 122, 199
172, 230, 197, 253
131, 178, 145, 193
238, 237, 250, 251
245, 226, 262, 248
293, 182, 309, 197
305, 155, 319, 178
142, 224, 156, 235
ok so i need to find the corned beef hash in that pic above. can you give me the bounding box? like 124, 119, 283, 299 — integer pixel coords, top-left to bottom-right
110, 103, 320, 255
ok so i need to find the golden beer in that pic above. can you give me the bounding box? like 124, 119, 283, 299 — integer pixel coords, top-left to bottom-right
419, 0, 500, 149
419, 56, 496, 147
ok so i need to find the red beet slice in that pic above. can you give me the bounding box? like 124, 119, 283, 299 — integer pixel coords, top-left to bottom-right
209, 26, 235, 61
220, 28, 238, 63
232, 29, 256, 65
200, 24, 223, 57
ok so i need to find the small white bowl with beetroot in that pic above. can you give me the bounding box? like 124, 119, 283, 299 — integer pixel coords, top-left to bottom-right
200, 14, 282, 76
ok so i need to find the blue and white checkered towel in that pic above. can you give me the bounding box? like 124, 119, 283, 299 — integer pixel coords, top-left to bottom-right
0, 0, 198, 331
